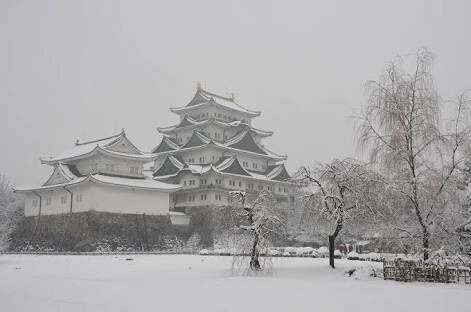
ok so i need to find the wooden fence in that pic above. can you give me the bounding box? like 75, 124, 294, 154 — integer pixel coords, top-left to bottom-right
383, 259, 471, 284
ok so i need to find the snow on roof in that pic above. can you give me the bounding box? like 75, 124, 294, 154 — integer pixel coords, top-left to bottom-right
153, 154, 292, 184
90, 174, 180, 191
152, 136, 181, 153
170, 86, 261, 117
15, 173, 181, 193
14, 177, 89, 192
42, 130, 154, 164
157, 117, 273, 138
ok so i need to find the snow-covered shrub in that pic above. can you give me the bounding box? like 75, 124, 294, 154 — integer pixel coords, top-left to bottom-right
334, 249, 342, 259
347, 251, 360, 260
317, 246, 329, 257
368, 252, 381, 261
199, 249, 209, 255
311, 250, 320, 258
284, 246, 296, 254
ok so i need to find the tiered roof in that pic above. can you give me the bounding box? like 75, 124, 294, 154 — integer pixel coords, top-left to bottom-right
152, 129, 286, 160
41, 129, 154, 165
153, 155, 291, 183
157, 117, 273, 138
16, 162, 181, 193
170, 86, 261, 117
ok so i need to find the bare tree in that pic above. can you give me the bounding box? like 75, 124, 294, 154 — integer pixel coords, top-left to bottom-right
296, 158, 383, 268
229, 190, 283, 272
357, 49, 471, 260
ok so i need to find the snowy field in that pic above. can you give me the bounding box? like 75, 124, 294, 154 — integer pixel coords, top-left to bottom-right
1, 255, 470, 312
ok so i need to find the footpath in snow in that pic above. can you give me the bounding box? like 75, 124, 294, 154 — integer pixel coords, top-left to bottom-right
0, 254, 469, 312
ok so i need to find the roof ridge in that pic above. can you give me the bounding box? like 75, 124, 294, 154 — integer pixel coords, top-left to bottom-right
199, 87, 234, 102
76, 131, 123, 146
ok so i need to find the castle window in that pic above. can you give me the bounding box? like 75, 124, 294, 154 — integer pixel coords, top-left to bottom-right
76, 194, 83, 203
199, 157, 205, 163
215, 179, 222, 185
130, 167, 139, 174
45, 198, 52, 206
215, 194, 222, 201
200, 194, 207, 201
32, 199, 38, 207
238, 181, 242, 187
252, 163, 258, 169
258, 185, 263, 191
183, 181, 187, 186
60, 196, 67, 205
248, 183, 254, 190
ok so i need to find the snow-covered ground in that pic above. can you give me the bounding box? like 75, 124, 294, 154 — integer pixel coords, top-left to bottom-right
1, 255, 469, 312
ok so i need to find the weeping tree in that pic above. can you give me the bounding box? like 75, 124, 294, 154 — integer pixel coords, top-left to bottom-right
229, 190, 283, 273
357, 49, 471, 260
297, 158, 383, 268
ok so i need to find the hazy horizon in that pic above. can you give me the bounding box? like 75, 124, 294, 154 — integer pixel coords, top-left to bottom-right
2, 0, 471, 186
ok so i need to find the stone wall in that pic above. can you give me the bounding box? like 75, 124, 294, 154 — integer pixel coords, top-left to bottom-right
9, 211, 189, 252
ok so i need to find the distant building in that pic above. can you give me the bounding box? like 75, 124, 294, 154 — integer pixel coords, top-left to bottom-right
152, 85, 295, 212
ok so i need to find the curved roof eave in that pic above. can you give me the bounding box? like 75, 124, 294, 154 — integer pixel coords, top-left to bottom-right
41, 146, 155, 165
170, 101, 261, 117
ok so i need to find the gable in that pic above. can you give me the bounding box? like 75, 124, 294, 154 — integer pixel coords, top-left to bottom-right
153, 138, 178, 153
43, 166, 71, 186
153, 157, 183, 177
105, 136, 141, 155
271, 166, 291, 181
227, 132, 267, 155
219, 158, 251, 176
182, 132, 209, 149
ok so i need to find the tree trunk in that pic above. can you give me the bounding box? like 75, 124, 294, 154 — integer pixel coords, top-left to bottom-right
328, 222, 343, 269
250, 231, 261, 270
422, 227, 430, 261
328, 234, 336, 268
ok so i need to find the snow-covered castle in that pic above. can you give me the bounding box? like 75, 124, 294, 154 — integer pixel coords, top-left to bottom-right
16, 85, 294, 227
152, 84, 294, 212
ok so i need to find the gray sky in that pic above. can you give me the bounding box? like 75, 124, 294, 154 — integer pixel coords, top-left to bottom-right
1, 0, 470, 185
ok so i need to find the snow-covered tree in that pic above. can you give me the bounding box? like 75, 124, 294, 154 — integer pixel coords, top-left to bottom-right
357, 49, 471, 259
0, 174, 23, 250
229, 190, 283, 272
296, 158, 384, 268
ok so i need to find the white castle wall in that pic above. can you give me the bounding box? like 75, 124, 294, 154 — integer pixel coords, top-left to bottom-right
24, 183, 171, 216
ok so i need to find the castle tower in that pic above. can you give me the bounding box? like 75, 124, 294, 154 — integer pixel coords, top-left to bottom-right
152, 86, 294, 212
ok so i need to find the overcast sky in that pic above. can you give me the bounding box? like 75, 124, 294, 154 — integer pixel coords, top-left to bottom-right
1, 0, 470, 185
